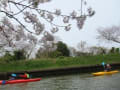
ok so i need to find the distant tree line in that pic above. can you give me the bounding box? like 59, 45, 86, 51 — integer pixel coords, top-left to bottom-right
0, 40, 120, 62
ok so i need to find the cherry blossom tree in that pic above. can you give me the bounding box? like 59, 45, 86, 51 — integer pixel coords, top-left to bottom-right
0, 0, 95, 58
97, 25, 120, 44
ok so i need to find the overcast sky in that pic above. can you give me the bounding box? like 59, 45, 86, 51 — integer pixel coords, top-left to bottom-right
40, 0, 120, 49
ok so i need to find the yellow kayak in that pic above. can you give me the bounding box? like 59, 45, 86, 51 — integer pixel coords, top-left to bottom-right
92, 70, 119, 76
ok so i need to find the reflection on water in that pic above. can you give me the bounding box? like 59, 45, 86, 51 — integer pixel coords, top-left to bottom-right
0, 72, 120, 90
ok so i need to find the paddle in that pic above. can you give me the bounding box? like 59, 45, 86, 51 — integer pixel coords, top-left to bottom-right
101, 62, 106, 71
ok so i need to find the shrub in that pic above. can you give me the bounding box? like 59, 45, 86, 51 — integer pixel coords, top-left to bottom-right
13, 50, 26, 60
0, 52, 14, 63
49, 51, 62, 58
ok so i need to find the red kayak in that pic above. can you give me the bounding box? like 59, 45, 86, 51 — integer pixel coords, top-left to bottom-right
0, 78, 41, 85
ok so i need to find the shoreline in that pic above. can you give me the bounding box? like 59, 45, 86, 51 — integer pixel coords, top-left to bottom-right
0, 63, 120, 80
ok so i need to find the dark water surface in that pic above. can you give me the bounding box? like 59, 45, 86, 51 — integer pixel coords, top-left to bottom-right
0, 72, 120, 90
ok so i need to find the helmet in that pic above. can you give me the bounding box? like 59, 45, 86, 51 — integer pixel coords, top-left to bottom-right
11, 73, 16, 77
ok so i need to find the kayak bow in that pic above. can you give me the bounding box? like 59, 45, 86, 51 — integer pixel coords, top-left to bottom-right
92, 70, 119, 76
0, 78, 41, 85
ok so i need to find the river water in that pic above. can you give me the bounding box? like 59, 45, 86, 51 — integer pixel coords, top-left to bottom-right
0, 72, 120, 90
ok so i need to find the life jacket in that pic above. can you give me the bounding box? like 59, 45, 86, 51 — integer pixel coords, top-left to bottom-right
25, 73, 30, 78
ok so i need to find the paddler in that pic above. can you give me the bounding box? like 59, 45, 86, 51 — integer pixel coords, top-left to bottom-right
105, 64, 112, 71
102, 62, 112, 71
10, 73, 31, 79
19, 72, 31, 79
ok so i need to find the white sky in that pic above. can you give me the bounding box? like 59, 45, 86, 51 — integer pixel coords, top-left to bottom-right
40, 0, 120, 48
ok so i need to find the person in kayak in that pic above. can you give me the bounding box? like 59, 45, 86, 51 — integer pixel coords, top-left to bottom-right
19, 73, 30, 79
102, 62, 112, 72
105, 64, 112, 72
9, 73, 31, 80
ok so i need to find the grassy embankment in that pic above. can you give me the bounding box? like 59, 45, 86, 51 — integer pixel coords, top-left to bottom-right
0, 54, 120, 72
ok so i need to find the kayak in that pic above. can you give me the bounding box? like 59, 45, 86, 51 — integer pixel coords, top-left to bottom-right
0, 78, 41, 85
92, 70, 119, 76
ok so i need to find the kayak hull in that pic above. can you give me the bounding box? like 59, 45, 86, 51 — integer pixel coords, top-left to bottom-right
0, 78, 41, 85
92, 70, 119, 76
